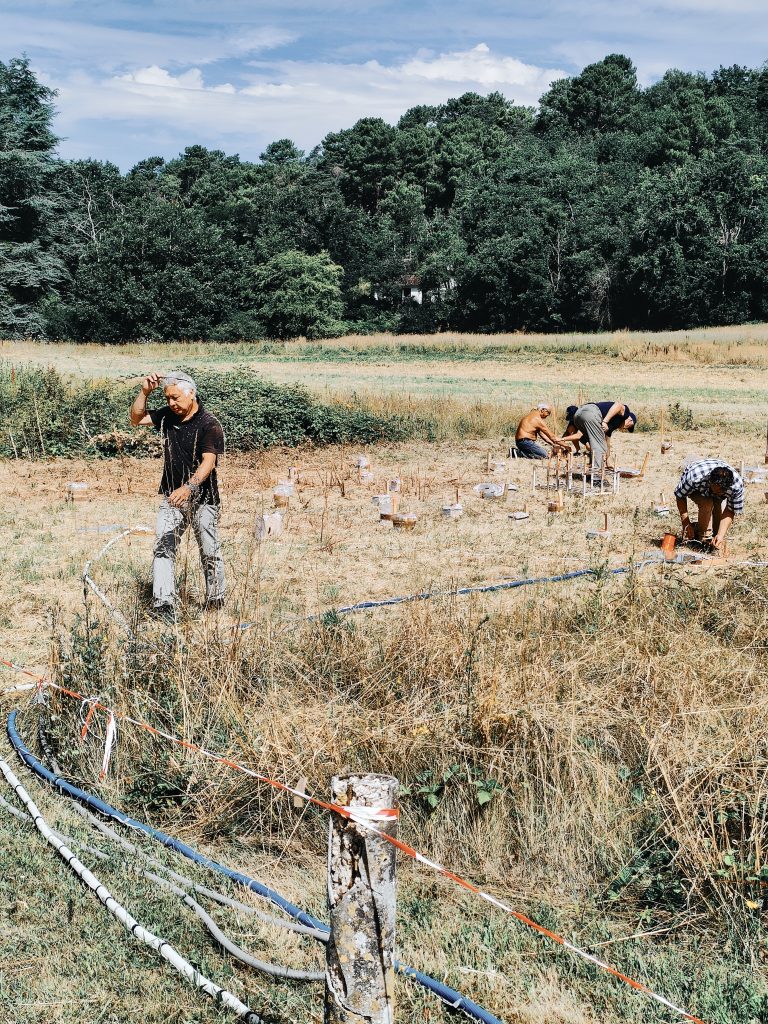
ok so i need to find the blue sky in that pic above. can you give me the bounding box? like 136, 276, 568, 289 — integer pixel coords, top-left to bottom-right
3, 0, 768, 169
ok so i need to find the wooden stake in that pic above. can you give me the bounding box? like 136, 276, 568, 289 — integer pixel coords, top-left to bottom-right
765, 421, 768, 465
325, 775, 398, 1024
603, 512, 609, 533
486, 449, 491, 472
320, 491, 328, 545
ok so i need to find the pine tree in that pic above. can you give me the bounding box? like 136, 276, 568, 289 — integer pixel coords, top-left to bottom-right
0, 56, 63, 337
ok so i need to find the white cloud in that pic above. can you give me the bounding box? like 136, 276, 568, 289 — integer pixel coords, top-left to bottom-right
46, 43, 567, 165
401, 43, 560, 90
118, 66, 206, 90
0, 14, 295, 72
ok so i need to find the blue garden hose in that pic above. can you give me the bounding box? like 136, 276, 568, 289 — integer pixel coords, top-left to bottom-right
239, 560, 655, 631
7, 710, 502, 1024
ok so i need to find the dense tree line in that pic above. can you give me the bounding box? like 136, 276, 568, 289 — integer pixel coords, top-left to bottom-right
3, 53, 768, 340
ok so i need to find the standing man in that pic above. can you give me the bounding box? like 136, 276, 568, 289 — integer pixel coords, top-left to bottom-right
129, 371, 226, 617
514, 403, 567, 459
564, 401, 637, 473
674, 458, 744, 552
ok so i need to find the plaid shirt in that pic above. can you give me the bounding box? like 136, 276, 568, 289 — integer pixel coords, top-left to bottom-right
674, 459, 744, 516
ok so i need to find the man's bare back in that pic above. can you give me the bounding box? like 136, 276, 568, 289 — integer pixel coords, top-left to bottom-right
516, 410, 549, 442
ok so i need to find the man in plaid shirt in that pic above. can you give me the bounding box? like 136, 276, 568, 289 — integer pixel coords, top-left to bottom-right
674, 458, 744, 552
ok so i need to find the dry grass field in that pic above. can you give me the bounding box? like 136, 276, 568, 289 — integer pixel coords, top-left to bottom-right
2, 323, 768, 429
2, 331, 768, 1024
2, 430, 768, 667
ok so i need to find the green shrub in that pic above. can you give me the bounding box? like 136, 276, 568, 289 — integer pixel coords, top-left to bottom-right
0, 362, 413, 458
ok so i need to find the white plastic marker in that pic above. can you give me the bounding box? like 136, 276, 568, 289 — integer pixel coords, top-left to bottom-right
99, 711, 117, 780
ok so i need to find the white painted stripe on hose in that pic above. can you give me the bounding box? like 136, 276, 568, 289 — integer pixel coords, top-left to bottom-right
0, 757, 262, 1024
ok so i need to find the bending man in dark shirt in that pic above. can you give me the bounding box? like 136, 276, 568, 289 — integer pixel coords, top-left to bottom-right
562, 401, 636, 473
129, 371, 225, 615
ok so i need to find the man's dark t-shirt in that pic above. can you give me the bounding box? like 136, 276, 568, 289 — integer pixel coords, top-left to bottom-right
590, 401, 635, 437
148, 404, 225, 505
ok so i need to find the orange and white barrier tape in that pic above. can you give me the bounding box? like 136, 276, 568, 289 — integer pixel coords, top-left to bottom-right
0, 657, 705, 1024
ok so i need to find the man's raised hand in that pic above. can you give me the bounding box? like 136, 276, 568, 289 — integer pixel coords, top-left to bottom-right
142, 373, 162, 395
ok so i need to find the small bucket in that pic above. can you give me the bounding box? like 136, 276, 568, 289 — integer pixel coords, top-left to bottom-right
660, 532, 677, 560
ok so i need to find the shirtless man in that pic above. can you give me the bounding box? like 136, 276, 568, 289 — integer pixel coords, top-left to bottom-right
514, 403, 567, 459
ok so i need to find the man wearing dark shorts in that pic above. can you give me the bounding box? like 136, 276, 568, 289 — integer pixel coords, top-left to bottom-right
129, 371, 225, 615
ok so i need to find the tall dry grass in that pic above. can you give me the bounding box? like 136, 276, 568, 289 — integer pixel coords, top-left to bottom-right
5, 440, 767, 1021
5, 322, 768, 372
45, 562, 768, 945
